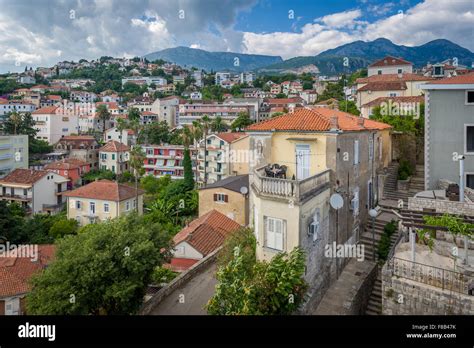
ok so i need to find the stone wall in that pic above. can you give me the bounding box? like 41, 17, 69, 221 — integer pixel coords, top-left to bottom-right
408, 197, 474, 217
382, 263, 474, 315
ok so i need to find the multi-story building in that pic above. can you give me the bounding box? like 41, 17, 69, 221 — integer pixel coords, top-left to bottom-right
192, 70, 203, 87
215, 72, 231, 87
64, 179, 144, 226
32, 106, 80, 144
151, 96, 182, 127
356, 73, 434, 112
368, 56, 413, 77
70, 91, 97, 103
0, 135, 28, 178
0, 100, 36, 118
98, 140, 130, 175
121, 76, 167, 87
246, 107, 392, 310
198, 174, 249, 225
198, 132, 249, 184
44, 158, 90, 188
104, 127, 135, 146
178, 101, 257, 126
240, 72, 255, 85
0, 168, 69, 214
421, 72, 474, 189
173, 75, 186, 85
143, 144, 197, 180
54, 135, 100, 169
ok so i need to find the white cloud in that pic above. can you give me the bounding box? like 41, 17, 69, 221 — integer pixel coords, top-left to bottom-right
318, 9, 362, 28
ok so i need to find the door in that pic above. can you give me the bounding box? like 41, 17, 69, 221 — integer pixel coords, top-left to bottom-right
90, 202, 95, 215
296, 144, 310, 180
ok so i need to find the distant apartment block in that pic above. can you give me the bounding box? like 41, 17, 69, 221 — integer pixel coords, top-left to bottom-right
32, 106, 80, 144
368, 56, 413, 76
178, 102, 256, 125
143, 144, 197, 180
0, 135, 28, 178
121, 76, 167, 87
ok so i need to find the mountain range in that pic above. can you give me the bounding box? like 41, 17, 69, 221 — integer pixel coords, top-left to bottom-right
144, 38, 474, 75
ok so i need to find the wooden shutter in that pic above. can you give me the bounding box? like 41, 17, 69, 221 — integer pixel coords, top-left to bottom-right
213, 193, 217, 201
224, 194, 228, 202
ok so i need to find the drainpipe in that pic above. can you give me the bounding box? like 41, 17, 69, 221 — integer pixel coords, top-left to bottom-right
459, 156, 464, 203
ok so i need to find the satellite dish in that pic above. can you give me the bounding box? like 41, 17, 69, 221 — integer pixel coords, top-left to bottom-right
330, 193, 343, 210
240, 186, 248, 195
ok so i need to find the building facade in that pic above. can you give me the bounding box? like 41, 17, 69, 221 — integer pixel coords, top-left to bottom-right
0, 135, 28, 178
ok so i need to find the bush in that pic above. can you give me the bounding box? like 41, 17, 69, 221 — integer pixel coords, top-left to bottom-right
377, 220, 397, 261
397, 159, 413, 180
151, 267, 177, 284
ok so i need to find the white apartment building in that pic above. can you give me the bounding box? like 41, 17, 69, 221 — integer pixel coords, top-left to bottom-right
121, 76, 167, 87
240, 72, 255, 85
368, 56, 413, 77
151, 96, 181, 127
32, 106, 80, 144
215, 72, 232, 87
0, 100, 36, 116
0, 169, 69, 214
70, 91, 97, 103
0, 135, 28, 178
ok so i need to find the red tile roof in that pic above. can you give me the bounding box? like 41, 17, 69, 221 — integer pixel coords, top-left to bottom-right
173, 210, 241, 256
357, 81, 407, 92
164, 258, 199, 272
246, 107, 391, 132
99, 140, 130, 152
216, 132, 247, 143
44, 158, 89, 171
64, 179, 144, 201
266, 97, 304, 105
362, 96, 425, 108
428, 72, 474, 85
0, 169, 49, 186
369, 56, 412, 67
0, 245, 55, 297
32, 106, 59, 114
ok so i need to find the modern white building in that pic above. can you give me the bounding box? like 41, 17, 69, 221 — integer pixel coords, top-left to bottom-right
0, 135, 28, 178
215, 72, 232, 87
32, 106, 80, 144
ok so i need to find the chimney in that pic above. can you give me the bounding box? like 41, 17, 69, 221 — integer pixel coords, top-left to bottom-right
330, 116, 339, 130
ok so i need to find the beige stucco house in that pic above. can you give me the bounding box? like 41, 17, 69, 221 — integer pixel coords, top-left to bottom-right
99, 140, 130, 174
64, 179, 144, 226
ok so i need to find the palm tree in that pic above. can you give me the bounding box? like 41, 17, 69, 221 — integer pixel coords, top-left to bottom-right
191, 121, 203, 183
129, 145, 145, 212
96, 104, 111, 135
211, 116, 227, 132
200, 115, 211, 186
8, 112, 23, 135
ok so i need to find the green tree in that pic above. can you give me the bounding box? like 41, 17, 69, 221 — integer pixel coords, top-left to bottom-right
182, 127, 194, 191
338, 100, 360, 116
211, 116, 228, 132
82, 169, 116, 183
26, 213, 172, 315
231, 112, 253, 132
0, 201, 26, 243
96, 104, 111, 134
129, 145, 145, 211
128, 107, 141, 122
207, 245, 307, 315
49, 218, 79, 240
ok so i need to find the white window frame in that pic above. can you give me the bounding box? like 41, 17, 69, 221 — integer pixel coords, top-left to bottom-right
465, 90, 474, 105
351, 188, 360, 217
104, 203, 110, 213
264, 216, 285, 251
89, 201, 95, 215
354, 140, 359, 165
465, 124, 474, 155
216, 193, 226, 203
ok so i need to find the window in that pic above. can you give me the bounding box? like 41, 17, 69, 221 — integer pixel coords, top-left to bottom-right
397, 69, 402, 74
467, 174, 474, 189
369, 136, 374, 161
214, 193, 228, 203
308, 210, 321, 242
351, 189, 359, 217
90, 202, 95, 214
126, 201, 130, 211
466, 125, 474, 153
466, 91, 474, 105
377, 70, 382, 75
104, 203, 109, 213
354, 140, 359, 164
112, 154, 115, 160
76, 200, 81, 209
265, 217, 284, 251
133, 199, 136, 208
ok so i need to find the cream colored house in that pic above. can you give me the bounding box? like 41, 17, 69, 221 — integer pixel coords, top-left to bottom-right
99, 140, 130, 174
246, 107, 392, 311
356, 73, 433, 113
64, 179, 144, 226
368, 56, 413, 76
198, 132, 249, 185
199, 175, 249, 225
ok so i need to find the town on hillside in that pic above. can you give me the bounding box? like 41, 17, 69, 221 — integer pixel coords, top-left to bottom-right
0, 2, 473, 334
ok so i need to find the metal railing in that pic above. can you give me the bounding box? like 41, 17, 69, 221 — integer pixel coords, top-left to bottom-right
388, 257, 473, 295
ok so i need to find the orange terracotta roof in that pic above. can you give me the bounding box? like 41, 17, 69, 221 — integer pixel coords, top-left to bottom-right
216, 132, 247, 143
369, 56, 412, 67
246, 107, 391, 132
164, 258, 199, 272
44, 158, 89, 171
141, 111, 157, 116
362, 96, 424, 108
64, 179, 144, 201
357, 81, 407, 92
32, 106, 59, 114
266, 97, 303, 105
0, 245, 55, 297
0, 169, 49, 185
173, 210, 241, 256
99, 140, 130, 152
428, 72, 474, 84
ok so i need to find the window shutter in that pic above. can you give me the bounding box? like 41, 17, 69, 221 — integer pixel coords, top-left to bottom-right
213, 193, 217, 201
275, 219, 283, 251
354, 140, 359, 164
224, 194, 228, 202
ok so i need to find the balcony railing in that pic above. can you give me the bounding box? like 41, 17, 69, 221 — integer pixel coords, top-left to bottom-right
252, 166, 331, 201
388, 257, 473, 295
0, 193, 32, 201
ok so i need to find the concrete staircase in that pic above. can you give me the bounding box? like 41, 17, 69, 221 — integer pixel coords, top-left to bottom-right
409, 165, 425, 193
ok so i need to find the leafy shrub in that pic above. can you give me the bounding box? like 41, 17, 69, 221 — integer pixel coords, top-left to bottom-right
151, 267, 177, 284
377, 220, 397, 261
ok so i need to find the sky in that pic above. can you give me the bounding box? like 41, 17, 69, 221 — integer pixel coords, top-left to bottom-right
0, 0, 473, 73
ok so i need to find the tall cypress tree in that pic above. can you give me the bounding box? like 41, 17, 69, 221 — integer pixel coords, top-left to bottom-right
183, 148, 194, 191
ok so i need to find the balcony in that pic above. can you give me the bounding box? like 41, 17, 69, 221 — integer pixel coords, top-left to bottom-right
0, 153, 13, 161
0, 193, 32, 202
252, 165, 331, 201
